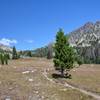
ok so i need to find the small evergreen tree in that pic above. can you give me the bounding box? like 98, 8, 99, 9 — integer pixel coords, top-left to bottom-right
75, 51, 83, 66
53, 29, 75, 76
27, 51, 32, 57
6, 54, 10, 59
0, 54, 4, 65
77, 57, 83, 66
4, 54, 8, 65
12, 46, 18, 59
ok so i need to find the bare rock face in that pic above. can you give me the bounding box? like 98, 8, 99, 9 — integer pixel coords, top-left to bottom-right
68, 21, 100, 63
69, 22, 98, 46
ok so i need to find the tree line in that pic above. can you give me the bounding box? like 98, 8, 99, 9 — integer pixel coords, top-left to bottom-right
0, 46, 19, 65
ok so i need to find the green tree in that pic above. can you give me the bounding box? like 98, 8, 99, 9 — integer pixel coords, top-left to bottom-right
75, 50, 84, 66
4, 54, 8, 65
12, 46, 18, 59
6, 54, 10, 59
0, 54, 4, 65
53, 29, 75, 76
27, 51, 32, 57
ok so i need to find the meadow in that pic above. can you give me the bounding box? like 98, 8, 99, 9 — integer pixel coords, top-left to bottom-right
0, 58, 99, 100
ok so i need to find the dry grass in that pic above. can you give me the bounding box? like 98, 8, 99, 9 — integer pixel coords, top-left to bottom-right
48, 64, 100, 95
0, 58, 96, 100
66, 64, 100, 95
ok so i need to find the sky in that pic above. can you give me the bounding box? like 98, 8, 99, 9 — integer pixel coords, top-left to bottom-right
0, 0, 100, 50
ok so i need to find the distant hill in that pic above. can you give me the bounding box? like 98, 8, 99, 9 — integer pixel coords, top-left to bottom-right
32, 43, 53, 58
32, 46, 48, 57
0, 44, 12, 52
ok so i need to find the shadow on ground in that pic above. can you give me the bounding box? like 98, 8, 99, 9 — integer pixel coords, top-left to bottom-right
52, 73, 72, 79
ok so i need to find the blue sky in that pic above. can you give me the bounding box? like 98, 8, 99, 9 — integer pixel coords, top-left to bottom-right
0, 0, 100, 50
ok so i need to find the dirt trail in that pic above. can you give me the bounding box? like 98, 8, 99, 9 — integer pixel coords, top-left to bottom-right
43, 69, 100, 100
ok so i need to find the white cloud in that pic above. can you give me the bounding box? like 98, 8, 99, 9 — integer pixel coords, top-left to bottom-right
26, 40, 34, 43
0, 38, 18, 46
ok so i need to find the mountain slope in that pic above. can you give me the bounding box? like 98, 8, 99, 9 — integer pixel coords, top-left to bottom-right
0, 44, 12, 52
68, 21, 100, 63
69, 21, 100, 47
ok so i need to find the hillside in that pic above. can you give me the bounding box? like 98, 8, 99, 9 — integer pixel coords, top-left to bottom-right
68, 21, 100, 63
69, 21, 100, 47
0, 44, 12, 53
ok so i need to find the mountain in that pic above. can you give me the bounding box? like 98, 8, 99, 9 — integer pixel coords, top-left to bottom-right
0, 44, 12, 52
68, 21, 100, 63
69, 21, 100, 47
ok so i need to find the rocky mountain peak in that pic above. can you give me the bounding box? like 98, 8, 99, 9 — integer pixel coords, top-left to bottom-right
69, 21, 100, 47
95, 21, 100, 25
68, 21, 100, 62
84, 22, 94, 27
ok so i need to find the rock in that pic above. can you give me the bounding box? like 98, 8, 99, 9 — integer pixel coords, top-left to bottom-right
29, 79, 33, 82
9, 87, 13, 90
31, 70, 34, 73
5, 96, 11, 100
60, 88, 67, 91
22, 71, 30, 74
35, 91, 39, 94
41, 96, 45, 99
73, 69, 76, 72
13, 66, 16, 68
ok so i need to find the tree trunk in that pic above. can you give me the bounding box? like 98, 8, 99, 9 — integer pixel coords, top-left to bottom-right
61, 67, 64, 77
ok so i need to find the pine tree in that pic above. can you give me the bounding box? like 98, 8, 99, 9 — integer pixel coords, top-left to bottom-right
75, 50, 84, 66
4, 54, 8, 65
27, 51, 32, 57
0, 54, 4, 65
7, 54, 10, 59
12, 46, 18, 59
53, 29, 75, 77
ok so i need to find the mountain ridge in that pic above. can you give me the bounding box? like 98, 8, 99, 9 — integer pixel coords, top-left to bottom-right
69, 21, 100, 47
68, 21, 100, 63
0, 43, 12, 52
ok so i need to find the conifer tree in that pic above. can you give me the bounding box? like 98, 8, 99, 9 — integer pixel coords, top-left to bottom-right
12, 46, 18, 59
27, 51, 32, 57
4, 54, 8, 65
7, 54, 10, 59
53, 29, 75, 76
0, 54, 4, 65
